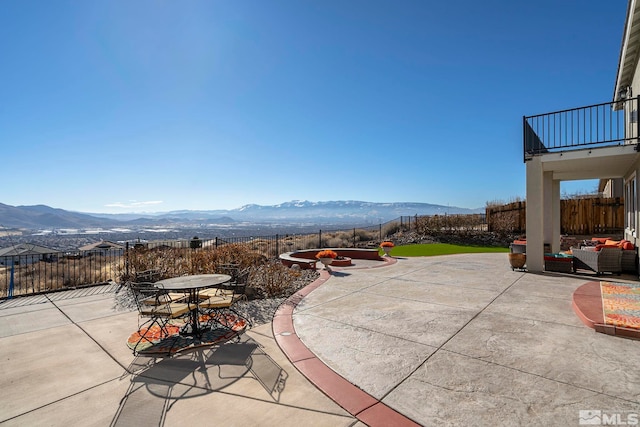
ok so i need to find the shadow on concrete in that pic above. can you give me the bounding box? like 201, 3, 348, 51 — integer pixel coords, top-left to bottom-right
328, 271, 352, 278
111, 336, 288, 427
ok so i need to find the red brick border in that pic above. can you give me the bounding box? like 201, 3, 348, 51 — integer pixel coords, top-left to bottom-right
273, 258, 420, 427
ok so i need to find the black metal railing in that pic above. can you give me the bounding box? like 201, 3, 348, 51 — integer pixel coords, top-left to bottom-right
0, 213, 488, 299
523, 97, 640, 160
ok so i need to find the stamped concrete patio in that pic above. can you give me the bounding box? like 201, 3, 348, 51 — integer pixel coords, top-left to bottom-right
1, 253, 639, 426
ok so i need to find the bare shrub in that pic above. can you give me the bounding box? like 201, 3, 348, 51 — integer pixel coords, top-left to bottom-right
326, 236, 346, 247
114, 243, 267, 283
304, 239, 319, 250
486, 199, 521, 238
358, 229, 375, 239
248, 260, 299, 298
382, 221, 401, 236
413, 214, 486, 236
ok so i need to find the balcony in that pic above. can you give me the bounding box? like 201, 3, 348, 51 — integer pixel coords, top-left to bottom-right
524, 97, 640, 162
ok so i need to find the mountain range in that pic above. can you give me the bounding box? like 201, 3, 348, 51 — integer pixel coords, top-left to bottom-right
0, 200, 484, 229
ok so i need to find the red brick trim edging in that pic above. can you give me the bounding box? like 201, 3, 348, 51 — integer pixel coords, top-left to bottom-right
272, 258, 420, 427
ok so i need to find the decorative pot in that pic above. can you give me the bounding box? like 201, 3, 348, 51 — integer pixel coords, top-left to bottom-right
508, 253, 526, 270
382, 247, 392, 256
318, 257, 333, 269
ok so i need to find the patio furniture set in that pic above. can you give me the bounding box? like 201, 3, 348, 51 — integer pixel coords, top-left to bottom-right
509, 238, 639, 276
127, 264, 251, 356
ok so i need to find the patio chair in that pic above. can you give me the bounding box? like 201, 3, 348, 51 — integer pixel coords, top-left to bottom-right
198, 263, 247, 302
129, 284, 191, 355
571, 246, 622, 275
134, 281, 189, 304
134, 269, 161, 283
198, 291, 251, 334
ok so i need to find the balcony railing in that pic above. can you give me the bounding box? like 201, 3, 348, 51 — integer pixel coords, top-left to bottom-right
523, 97, 640, 161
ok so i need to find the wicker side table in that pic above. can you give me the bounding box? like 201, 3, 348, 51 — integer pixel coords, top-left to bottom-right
544, 254, 574, 273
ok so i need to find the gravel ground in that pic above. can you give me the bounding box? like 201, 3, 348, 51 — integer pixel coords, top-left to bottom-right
113, 269, 320, 327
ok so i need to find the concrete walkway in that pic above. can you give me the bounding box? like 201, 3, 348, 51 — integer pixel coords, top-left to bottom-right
1, 254, 639, 426
288, 254, 640, 426
0, 286, 355, 426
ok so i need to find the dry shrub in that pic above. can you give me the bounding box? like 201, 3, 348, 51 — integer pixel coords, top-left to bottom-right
247, 260, 299, 298
488, 211, 518, 238
115, 243, 267, 283
304, 239, 319, 250
212, 244, 267, 270
326, 236, 346, 247
382, 221, 401, 236
486, 200, 521, 238
414, 214, 486, 235
354, 228, 374, 239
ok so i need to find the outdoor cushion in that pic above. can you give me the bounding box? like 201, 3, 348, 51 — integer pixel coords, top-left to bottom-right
592, 237, 612, 244
623, 241, 635, 250
595, 244, 619, 251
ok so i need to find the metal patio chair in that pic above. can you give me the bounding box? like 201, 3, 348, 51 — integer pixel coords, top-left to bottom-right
129, 283, 191, 355
197, 290, 251, 337
197, 263, 247, 302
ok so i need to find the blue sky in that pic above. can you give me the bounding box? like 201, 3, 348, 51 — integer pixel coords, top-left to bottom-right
0, 1, 628, 213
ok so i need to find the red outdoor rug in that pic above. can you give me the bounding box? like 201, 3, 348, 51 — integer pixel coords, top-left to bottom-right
600, 281, 640, 330
572, 281, 640, 338
127, 313, 248, 355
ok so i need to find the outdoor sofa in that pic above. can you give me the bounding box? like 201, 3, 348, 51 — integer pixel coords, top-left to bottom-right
570, 246, 622, 275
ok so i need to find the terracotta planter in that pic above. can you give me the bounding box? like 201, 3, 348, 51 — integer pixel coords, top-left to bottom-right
508, 253, 526, 270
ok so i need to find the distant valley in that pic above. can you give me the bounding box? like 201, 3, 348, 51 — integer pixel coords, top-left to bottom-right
0, 200, 483, 230
0, 200, 484, 250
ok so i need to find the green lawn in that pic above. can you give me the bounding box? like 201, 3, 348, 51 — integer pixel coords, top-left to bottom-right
383, 243, 510, 257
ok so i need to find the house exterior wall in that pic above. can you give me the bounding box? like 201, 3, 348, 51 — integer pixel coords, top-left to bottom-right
601, 178, 623, 198
624, 160, 640, 245
622, 8, 640, 246
525, 1, 640, 272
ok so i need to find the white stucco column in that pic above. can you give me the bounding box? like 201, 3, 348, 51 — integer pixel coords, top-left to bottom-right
551, 179, 561, 253
543, 172, 553, 252
526, 157, 562, 271
526, 157, 544, 272
543, 174, 561, 253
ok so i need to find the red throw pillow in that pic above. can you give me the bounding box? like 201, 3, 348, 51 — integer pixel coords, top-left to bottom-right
623, 241, 635, 250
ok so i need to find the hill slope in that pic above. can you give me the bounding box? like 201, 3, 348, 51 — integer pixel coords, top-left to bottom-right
0, 200, 484, 229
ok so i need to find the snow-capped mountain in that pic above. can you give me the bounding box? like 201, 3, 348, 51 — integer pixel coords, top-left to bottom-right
0, 200, 484, 229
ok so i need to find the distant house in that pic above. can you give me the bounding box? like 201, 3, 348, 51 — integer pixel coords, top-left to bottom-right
79, 240, 125, 256
0, 243, 61, 266
524, 0, 640, 271
599, 178, 624, 198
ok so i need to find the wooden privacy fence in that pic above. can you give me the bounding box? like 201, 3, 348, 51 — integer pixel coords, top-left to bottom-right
486, 197, 624, 235
561, 197, 624, 235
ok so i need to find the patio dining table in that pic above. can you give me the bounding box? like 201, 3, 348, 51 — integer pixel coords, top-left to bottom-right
156, 274, 231, 337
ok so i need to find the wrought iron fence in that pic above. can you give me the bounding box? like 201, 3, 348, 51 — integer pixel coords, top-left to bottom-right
0, 214, 488, 299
